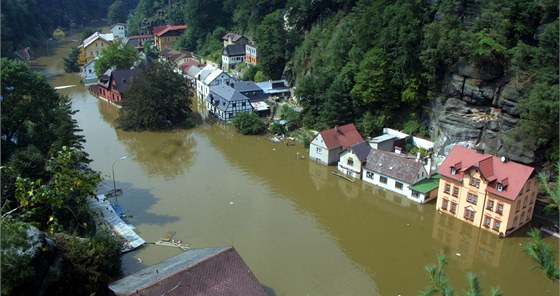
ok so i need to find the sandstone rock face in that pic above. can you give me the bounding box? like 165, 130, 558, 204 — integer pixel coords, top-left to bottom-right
430, 59, 537, 164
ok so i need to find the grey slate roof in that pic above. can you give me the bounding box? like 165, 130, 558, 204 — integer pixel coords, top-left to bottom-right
223, 44, 246, 57
111, 69, 141, 93
206, 84, 251, 112
108, 247, 267, 296
346, 141, 371, 163
231, 81, 267, 102
186, 65, 202, 79
364, 149, 425, 184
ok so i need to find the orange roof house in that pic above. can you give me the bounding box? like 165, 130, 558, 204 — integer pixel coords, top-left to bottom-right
153, 25, 187, 51
435, 145, 537, 237
309, 123, 365, 165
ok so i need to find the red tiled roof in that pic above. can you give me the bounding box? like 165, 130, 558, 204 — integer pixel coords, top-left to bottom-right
109, 247, 267, 296
316, 123, 365, 150
153, 25, 188, 37
128, 34, 152, 39
180, 60, 205, 72
437, 145, 535, 201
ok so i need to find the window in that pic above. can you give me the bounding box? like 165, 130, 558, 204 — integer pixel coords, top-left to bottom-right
470, 178, 480, 188
464, 208, 475, 221
496, 203, 503, 215
442, 199, 449, 210
366, 171, 374, 179
526, 181, 530, 192
380, 176, 388, 184
452, 187, 459, 197
523, 197, 528, 208
450, 202, 457, 214
242, 102, 246, 106
520, 212, 526, 223
513, 217, 518, 227
451, 167, 456, 175
395, 182, 403, 190
232, 103, 237, 107
444, 183, 451, 194
484, 216, 491, 227
467, 193, 478, 205
493, 219, 501, 231
316, 147, 322, 154
347, 157, 354, 166
486, 199, 494, 211
412, 191, 420, 198
516, 202, 520, 213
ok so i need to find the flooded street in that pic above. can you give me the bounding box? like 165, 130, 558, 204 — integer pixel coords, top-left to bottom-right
31, 31, 559, 296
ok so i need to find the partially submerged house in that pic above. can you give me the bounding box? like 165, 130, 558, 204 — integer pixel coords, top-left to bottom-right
362, 149, 433, 203
205, 84, 253, 122
89, 68, 141, 105
337, 141, 372, 180
309, 124, 365, 165
108, 247, 267, 296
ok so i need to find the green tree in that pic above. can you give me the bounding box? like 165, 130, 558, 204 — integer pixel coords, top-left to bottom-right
232, 111, 266, 135
255, 10, 288, 79
254, 70, 270, 82
64, 46, 80, 72
81, 27, 98, 41
94, 40, 140, 76
525, 228, 560, 282
108, 0, 128, 24
538, 163, 560, 216
118, 60, 194, 130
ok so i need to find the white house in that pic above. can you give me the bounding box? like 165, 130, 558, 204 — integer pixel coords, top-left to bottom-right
196, 65, 232, 99
111, 23, 128, 39
337, 141, 371, 179
222, 44, 246, 71
205, 84, 253, 121
362, 149, 434, 203
80, 58, 98, 85
309, 123, 365, 165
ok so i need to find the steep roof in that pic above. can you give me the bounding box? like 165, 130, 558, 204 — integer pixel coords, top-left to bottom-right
153, 25, 188, 37
223, 44, 246, 57
342, 141, 371, 163
364, 149, 426, 185
160, 48, 194, 62
231, 81, 267, 102
180, 60, 205, 74
111, 68, 141, 93
206, 84, 251, 111
185, 65, 203, 79
315, 123, 365, 150
203, 68, 227, 85
83, 32, 114, 48
437, 145, 535, 201
108, 247, 267, 296
222, 32, 244, 42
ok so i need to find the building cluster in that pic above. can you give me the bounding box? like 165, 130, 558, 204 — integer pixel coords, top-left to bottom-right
309, 124, 538, 238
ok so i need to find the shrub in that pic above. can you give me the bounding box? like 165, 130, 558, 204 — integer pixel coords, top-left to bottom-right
232, 112, 266, 135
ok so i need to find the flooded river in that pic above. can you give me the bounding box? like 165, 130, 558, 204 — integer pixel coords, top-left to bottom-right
30, 31, 559, 296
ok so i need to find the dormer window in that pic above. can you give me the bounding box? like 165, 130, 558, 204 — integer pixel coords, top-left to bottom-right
497, 183, 503, 191
451, 167, 457, 175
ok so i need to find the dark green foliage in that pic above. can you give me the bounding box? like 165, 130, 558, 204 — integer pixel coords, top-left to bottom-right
94, 40, 140, 76
64, 46, 81, 73
48, 229, 122, 295
270, 122, 286, 135
525, 228, 560, 282
1, 0, 112, 57
255, 10, 289, 79
108, 0, 128, 24
232, 112, 267, 135
118, 60, 194, 131
280, 104, 302, 129
81, 27, 98, 42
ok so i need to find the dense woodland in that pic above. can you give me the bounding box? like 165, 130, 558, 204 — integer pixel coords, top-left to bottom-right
125, 0, 559, 165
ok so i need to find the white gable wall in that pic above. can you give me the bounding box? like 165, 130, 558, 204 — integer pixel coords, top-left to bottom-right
309, 135, 330, 165
338, 150, 363, 179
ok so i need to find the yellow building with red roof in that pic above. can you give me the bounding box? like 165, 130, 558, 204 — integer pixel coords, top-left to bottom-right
436, 145, 538, 237
153, 25, 187, 51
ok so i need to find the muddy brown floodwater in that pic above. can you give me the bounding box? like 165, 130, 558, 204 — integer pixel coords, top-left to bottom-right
30, 30, 559, 296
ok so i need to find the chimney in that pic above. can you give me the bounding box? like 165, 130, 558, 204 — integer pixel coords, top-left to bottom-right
424, 157, 432, 175
416, 151, 421, 162
394, 146, 401, 154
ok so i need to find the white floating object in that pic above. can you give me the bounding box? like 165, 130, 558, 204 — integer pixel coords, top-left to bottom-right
229, 201, 234, 205
137, 257, 142, 263
456, 253, 461, 256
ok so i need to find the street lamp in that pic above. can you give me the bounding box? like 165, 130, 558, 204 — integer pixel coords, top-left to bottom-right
112, 156, 127, 204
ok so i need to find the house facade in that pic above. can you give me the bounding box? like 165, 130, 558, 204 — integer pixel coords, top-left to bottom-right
362, 149, 431, 203
79, 32, 114, 65
222, 44, 246, 71
337, 141, 371, 180
205, 84, 253, 121
89, 68, 141, 105
80, 58, 98, 85
52, 27, 66, 40
246, 44, 258, 66
222, 32, 248, 47
111, 23, 128, 39
435, 145, 537, 237
195, 65, 231, 99
153, 25, 187, 51
309, 124, 365, 165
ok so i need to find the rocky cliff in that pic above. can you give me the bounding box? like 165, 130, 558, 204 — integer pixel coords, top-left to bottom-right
430, 57, 538, 165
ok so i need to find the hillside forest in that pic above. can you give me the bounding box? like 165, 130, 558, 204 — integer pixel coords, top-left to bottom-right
2, 0, 558, 166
